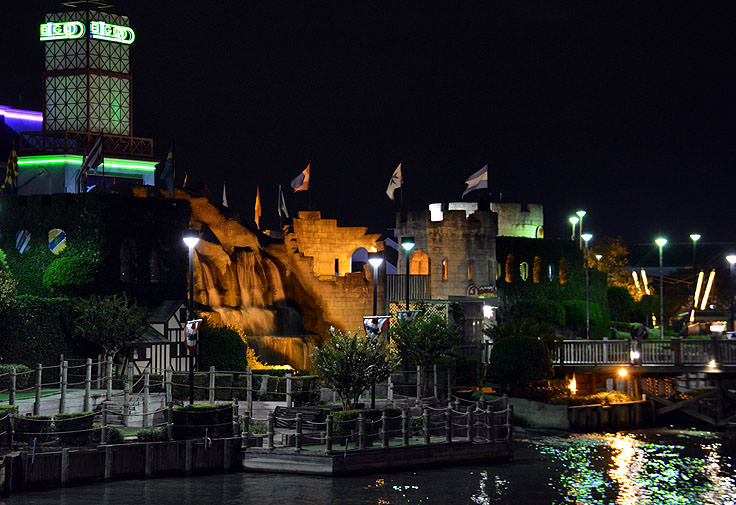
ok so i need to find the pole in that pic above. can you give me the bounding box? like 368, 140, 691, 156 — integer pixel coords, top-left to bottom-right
372, 264, 379, 316
405, 250, 411, 310
730, 263, 735, 334
659, 244, 665, 339
188, 244, 195, 405
584, 240, 590, 339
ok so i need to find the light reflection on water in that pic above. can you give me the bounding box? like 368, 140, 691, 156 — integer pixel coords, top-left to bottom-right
1, 430, 734, 505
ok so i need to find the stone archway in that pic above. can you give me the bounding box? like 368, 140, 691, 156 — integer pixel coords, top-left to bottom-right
410, 249, 430, 275
350, 247, 369, 273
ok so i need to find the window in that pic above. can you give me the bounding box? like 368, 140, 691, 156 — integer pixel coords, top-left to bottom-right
334, 259, 339, 276
467, 260, 473, 281
442, 259, 448, 281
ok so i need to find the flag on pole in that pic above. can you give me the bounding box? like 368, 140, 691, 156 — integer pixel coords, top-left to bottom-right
254, 186, 262, 228
159, 142, 175, 198
386, 162, 402, 200
1, 140, 19, 191
277, 184, 289, 219
462, 164, 488, 198
222, 183, 229, 207
290, 163, 310, 192
78, 132, 104, 192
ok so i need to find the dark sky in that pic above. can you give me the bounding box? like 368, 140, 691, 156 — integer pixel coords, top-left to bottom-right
3, 1, 736, 249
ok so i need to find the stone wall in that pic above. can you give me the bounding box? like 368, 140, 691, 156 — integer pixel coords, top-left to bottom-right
490, 202, 544, 238
395, 206, 498, 301
292, 211, 382, 277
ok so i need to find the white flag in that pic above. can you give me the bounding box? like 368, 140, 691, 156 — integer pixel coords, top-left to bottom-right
386, 163, 402, 200
222, 183, 228, 207
462, 164, 488, 197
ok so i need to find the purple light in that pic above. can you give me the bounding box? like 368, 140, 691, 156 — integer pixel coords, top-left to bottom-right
0, 106, 43, 122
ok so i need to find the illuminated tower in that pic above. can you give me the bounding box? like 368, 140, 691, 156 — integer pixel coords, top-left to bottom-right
18, 1, 155, 194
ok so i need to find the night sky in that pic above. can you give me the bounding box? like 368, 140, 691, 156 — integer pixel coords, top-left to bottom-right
3, 1, 736, 250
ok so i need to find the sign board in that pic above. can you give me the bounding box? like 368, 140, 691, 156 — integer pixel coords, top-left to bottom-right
466, 284, 498, 297
15, 230, 31, 254
397, 310, 423, 324
185, 319, 202, 351
40, 21, 135, 44
363, 316, 391, 336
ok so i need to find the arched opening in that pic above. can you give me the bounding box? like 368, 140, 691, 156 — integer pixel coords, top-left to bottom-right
410, 250, 430, 275
350, 247, 369, 273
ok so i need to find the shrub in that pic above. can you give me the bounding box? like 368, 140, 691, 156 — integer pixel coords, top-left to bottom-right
332, 407, 402, 440
608, 286, 635, 322
198, 326, 250, 372
172, 403, 233, 439
488, 336, 553, 394
54, 412, 94, 445
0, 364, 32, 392
42, 256, 99, 294
247, 419, 267, 434
15, 415, 53, 443
136, 427, 168, 442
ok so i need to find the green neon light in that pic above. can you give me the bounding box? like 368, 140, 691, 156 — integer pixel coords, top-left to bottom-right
90, 21, 135, 44
18, 155, 155, 172
40, 21, 85, 41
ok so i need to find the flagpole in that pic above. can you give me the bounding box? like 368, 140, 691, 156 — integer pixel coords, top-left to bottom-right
278, 185, 283, 230
399, 161, 404, 212
308, 160, 312, 211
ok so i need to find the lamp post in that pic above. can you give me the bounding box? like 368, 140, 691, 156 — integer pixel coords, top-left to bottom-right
690, 234, 701, 271
576, 210, 586, 249
368, 253, 384, 316
401, 237, 415, 310
726, 254, 736, 334
183, 229, 200, 405
569, 216, 579, 241
655, 237, 667, 339
582, 233, 593, 339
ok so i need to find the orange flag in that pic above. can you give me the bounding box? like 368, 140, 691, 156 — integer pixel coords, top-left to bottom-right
254, 186, 261, 228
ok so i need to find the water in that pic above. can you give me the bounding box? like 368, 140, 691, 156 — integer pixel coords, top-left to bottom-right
3, 429, 734, 505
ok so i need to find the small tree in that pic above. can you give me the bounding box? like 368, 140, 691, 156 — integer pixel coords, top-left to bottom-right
389, 312, 462, 368
73, 294, 147, 366
0, 249, 17, 314
488, 336, 553, 394
311, 328, 398, 410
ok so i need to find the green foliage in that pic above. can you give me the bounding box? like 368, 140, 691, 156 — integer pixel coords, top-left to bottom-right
0, 364, 32, 391
484, 318, 560, 355
172, 372, 208, 401
388, 312, 462, 367
15, 415, 53, 443
105, 426, 124, 444
198, 326, 249, 372
562, 300, 604, 337
608, 286, 636, 322
0, 250, 17, 313
508, 299, 565, 326
0, 405, 18, 416
633, 295, 657, 324
331, 407, 402, 434
136, 427, 168, 442
311, 328, 399, 410
488, 336, 553, 393
551, 390, 634, 406
54, 411, 94, 445
42, 256, 99, 294
247, 419, 267, 434
73, 293, 147, 359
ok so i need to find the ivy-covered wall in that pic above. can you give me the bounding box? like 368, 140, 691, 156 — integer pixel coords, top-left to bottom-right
495, 236, 610, 337
0, 193, 191, 306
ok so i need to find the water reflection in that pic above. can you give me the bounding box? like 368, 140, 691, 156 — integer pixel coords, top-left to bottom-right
1, 430, 734, 505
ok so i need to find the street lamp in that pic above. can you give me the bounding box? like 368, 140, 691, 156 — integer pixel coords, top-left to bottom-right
576, 210, 586, 249
368, 253, 384, 316
401, 237, 415, 310
726, 254, 736, 334
582, 233, 593, 339
569, 216, 579, 241
183, 229, 200, 405
655, 237, 667, 339
690, 234, 701, 271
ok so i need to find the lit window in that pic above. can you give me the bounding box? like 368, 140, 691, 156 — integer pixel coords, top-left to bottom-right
467, 260, 473, 281
442, 259, 448, 281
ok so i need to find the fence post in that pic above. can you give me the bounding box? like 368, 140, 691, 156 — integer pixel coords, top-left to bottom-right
84, 358, 92, 412
232, 399, 240, 436
387, 375, 394, 404
488, 407, 495, 441
358, 412, 365, 451
381, 410, 389, 449
672, 337, 682, 367
447, 365, 453, 400
8, 411, 15, 448
422, 407, 430, 445
167, 405, 173, 441
433, 364, 438, 400
208, 366, 215, 404
59, 354, 64, 389
9, 368, 16, 407
246, 366, 253, 418
267, 412, 275, 450
59, 360, 68, 414
286, 373, 293, 408
123, 363, 132, 427
295, 413, 303, 451
242, 411, 250, 449
143, 369, 150, 428
326, 414, 333, 453
96, 355, 103, 389
34, 363, 42, 415
401, 408, 409, 447
445, 403, 452, 443
466, 408, 472, 440
106, 356, 113, 401
165, 368, 172, 405
100, 403, 107, 444
416, 365, 422, 404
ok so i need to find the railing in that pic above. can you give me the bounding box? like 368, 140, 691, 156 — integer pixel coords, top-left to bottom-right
19, 130, 155, 159
385, 274, 431, 301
